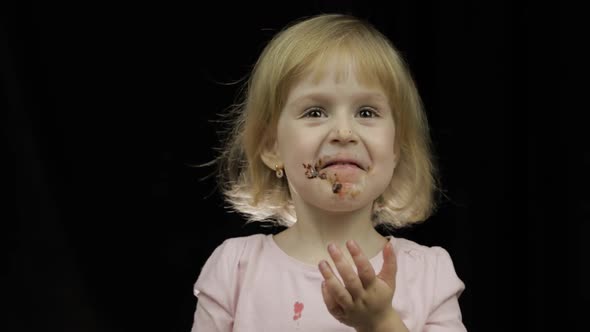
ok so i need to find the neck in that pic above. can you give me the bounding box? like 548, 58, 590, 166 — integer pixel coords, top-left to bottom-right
292, 205, 378, 247
272, 191, 389, 266
278, 199, 387, 266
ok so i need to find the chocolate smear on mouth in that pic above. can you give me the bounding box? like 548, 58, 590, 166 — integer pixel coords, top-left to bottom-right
303, 163, 318, 179
303, 158, 327, 179
316, 158, 323, 168
332, 182, 342, 194
303, 159, 343, 195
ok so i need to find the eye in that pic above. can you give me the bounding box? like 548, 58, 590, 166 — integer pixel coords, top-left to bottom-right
357, 107, 379, 118
301, 107, 326, 118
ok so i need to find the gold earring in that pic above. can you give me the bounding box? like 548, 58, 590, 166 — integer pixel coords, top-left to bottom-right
275, 164, 284, 178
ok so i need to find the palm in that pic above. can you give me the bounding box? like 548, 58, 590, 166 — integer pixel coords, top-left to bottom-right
319, 240, 397, 328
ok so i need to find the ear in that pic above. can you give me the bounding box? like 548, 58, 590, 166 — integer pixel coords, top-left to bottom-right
260, 140, 282, 170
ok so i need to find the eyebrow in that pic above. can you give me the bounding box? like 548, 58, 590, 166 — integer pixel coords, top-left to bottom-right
288, 91, 388, 106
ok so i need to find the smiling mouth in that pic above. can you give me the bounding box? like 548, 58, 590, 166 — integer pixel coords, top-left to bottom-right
302, 159, 363, 195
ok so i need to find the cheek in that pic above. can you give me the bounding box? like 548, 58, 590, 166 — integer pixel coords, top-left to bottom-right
367, 137, 397, 179
277, 131, 313, 172
277, 122, 317, 154
370, 132, 395, 158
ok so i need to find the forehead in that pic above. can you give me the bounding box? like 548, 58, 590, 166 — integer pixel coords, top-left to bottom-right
304, 51, 381, 86
286, 54, 387, 100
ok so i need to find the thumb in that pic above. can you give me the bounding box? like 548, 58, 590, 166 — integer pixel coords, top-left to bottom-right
377, 241, 397, 290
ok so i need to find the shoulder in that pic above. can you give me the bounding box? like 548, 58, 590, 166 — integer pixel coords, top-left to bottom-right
393, 236, 465, 295
392, 236, 464, 291
393, 237, 455, 263
214, 233, 267, 253
193, 234, 267, 294
392, 237, 465, 323
200, 234, 267, 270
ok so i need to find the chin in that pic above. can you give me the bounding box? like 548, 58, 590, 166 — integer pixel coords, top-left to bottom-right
319, 191, 376, 212
294, 179, 383, 212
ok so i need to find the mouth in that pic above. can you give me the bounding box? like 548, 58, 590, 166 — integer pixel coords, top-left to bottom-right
303, 157, 367, 196
318, 158, 365, 171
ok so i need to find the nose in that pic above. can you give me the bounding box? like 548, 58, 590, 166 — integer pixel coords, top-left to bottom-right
329, 122, 357, 145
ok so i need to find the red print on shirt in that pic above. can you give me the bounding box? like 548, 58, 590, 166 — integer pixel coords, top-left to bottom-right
293, 301, 304, 321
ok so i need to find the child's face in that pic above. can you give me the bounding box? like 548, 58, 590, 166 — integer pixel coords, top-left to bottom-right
274, 60, 398, 213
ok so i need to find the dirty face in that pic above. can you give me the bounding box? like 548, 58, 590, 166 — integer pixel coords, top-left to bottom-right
301, 155, 367, 198
275, 59, 398, 213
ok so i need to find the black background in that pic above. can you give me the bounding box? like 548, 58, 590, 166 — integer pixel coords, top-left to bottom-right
2, 1, 583, 331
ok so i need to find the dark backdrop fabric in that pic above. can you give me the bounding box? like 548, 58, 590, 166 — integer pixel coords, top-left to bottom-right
2, 1, 581, 331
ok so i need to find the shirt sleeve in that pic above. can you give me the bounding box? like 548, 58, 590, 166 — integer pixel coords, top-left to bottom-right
423, 247, 467, 332
190, 239, 242, 332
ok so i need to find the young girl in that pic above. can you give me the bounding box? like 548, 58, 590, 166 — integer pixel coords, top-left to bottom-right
191, 13, 466, 332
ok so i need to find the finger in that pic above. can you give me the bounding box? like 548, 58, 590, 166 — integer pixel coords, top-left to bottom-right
320, 280, 344, 319
376, 241, 397, 290
319, 260, 353, 309
346, 240, 376, 288
327, 243, 365, 299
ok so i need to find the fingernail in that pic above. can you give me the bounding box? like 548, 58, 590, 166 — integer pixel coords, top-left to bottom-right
347, 240, 359, 250
328, 243, 337, 254
387, 242, 394, 252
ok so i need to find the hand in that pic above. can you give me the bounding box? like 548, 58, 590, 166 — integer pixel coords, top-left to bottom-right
318, 240, 399, 331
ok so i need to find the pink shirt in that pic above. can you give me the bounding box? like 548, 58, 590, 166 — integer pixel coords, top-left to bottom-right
191, 234, 466, 331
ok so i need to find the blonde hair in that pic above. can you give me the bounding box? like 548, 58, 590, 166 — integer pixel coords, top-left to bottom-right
212, 13, 438, 229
